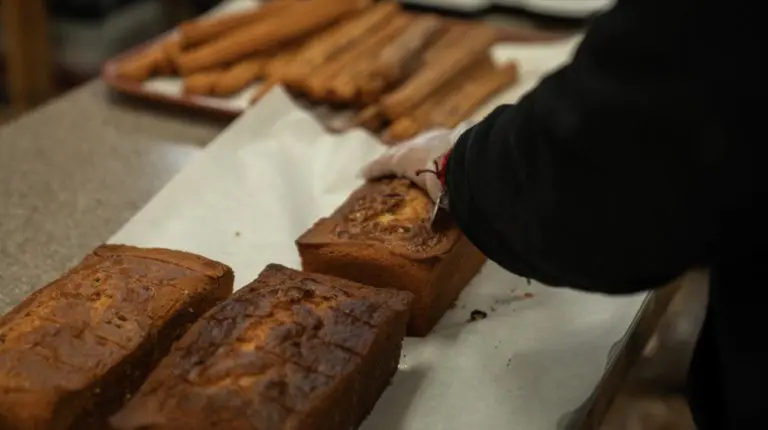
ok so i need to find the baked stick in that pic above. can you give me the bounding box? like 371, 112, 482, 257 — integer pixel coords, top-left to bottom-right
183, 69, 225, 95
162, 37, 184, 74
213, 56, 270, 96
323, 13, 434, 103
300, 14, 413, 102
249, 41, 308, 103
175, 0, 370, 76
280, 2, 401, 88
385, 56, 496, 141
177, 1, 294, 48
354, 15, 445, 104
321, 13, 420, 103
115, 45, 168, 82
385, 59, 518, 142
384, 65, 471, 142
378, 24, 498, 119
428, 62, 518, 127
352, 105, 386, 132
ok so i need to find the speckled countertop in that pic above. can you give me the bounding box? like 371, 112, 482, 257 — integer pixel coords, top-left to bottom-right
0, 12, 583, 314
0, 82, 227, 313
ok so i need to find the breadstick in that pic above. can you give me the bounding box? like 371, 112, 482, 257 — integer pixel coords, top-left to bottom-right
355, 15, 444, 101
177, 1, 293, 48
183, 69, 224, 95
213, 56, 269, 96
423, 21, 478, 63
281, 2, 401, 87
379, 24, 497, 119
385, 58, 518, 141
175, 0, 370, 76
384, 87, 459, 141
249, 41, 306, 104
336, 14, 444, 104
151, 38, 182, 75
260, 39, 309, 85
428, 62, 519, 127
115, 46, 166, 82
162, 37, 184, 73
385, 117, 420, 142
301, 14, 412, 101
323, 13, 417, 103
386, 56, 493, 141
353, 105, 385, 131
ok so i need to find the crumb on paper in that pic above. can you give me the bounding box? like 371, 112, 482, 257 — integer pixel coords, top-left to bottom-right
506, 358, 512, 368
235, 231, 241, 237
469, 309, 488, 322
491, 289, 536, 308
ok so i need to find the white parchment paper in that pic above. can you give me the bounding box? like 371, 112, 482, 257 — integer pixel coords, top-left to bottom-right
111, 74, 646, 428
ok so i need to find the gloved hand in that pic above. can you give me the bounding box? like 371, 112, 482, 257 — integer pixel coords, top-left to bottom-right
360, 122, 474, 202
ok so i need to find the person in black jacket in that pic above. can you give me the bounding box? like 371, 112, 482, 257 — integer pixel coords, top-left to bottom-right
362, 0, 761, 428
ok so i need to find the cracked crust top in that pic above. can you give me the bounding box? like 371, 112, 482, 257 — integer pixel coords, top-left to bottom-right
110, 264, 412, 430
297, 178, 460, 259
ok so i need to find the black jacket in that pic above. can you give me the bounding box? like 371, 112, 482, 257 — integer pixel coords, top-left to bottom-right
445, 0, 760, 428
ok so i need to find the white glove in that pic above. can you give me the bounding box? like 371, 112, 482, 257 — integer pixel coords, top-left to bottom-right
361, 122, 474, 202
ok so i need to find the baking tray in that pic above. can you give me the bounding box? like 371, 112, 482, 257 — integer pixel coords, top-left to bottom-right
101, 2, 574, 122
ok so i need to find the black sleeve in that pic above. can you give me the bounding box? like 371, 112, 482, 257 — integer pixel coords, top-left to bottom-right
445, 0, 725, 294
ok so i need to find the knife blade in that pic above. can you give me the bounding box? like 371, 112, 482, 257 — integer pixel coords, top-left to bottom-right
429, 192, 452, 232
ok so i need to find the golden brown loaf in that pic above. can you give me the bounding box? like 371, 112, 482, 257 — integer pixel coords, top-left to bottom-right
0, 245, 234, 430
109, 264, 413, 430
296, 178, 486, 336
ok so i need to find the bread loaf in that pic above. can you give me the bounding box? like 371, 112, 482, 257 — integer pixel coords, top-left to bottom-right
0, 245, 234, 430
109, 264, 412, 430
297, 178, 486, 336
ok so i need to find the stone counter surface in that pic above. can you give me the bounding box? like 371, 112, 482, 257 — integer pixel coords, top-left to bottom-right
0, 82, 225, 313
0, 5, 581, 313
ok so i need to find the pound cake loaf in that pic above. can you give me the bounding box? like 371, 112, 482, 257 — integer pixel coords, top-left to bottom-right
297, 178, 486, 336
110, 264, 412, 430
0, 244, 234, 430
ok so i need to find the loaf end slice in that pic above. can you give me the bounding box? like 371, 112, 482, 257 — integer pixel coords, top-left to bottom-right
109, 263, 413, 430
296, 178, 485, 336
0, 244, 234, 430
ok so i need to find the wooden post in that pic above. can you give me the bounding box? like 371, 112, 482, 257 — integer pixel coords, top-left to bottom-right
2, 0, 55, 113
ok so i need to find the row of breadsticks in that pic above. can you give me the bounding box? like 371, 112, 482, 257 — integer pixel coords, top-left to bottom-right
114, 0, 520, 142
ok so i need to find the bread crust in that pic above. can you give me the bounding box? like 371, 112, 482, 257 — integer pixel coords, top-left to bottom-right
297, 179, 486, 336
0, 245, 234, 430
110, 264, 412, 430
